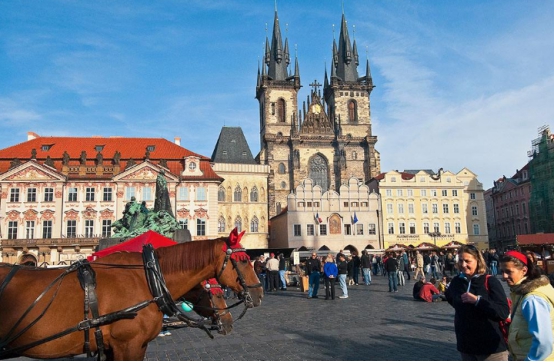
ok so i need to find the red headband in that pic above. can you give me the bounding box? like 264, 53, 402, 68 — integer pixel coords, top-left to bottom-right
505, 251, 528, 266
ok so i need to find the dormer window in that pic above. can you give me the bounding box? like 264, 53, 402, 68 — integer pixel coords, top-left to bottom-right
95, 145, 104, 152
147, 145, 155, 152
189, 162, 197, 170
41, 145, 51, 151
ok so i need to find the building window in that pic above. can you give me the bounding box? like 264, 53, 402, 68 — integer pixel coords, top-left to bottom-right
347, 100, 357, 122
44, 188, 54, 202
442, 190, 448, 197
277, 98, 286, 122
356, 224, 364, 235
218, 217, 226, 232
234, 186, 242, 202
398, 204, 404, 213
278, 163, 286, 174
319, 224, 327, 235
85, 187, 95, 202
421, 189, 427, 197
27, 188, 37, 202
43, 220, 52, 239
276, 202, 282, 214
179, 220, 188, 230
407, 189, 413, 197
443, 204, 449, 213
433, 223, 440, 233
522, 202, 527, 215
471, 206, 478, 216
408, 203, 414, 214
25, 221, 35, 239
293, 224, 301, 236
386, 189, 392, 197
397, 189, 403, 197
68, 187, 78, 202
445, 222, 451, 234
8, 221, 18, 239
250, 216, 259, 232
125, 187, 135, 201
409, 223, 416, 234
178, 187, 189, 201
368, 224, 376, 235
281, 181, 286, 189
387, 204, 393, 214
218, 187, 226, 202
250, 187, 258, 202
470, 193, 476, 200
452, 190, 458, 197
103, 188, 112, 202
454, 204, 459, 213
399, 222, 406, 234
143, 187, 152, 201
388, 223, 394, 234
455, 222, 461, 234
431, 190, 437, 197
352, 151, 357, 160
66, 220, 77, 238
422, 204, 428, 214
197, 219, 206, 236
188, 162, 196, 170
432, 204, 438, 214
102, 220, 112, 238
309, 154, 329, 191
423, 223, 430, 234
85, 220, 94, 238
307, 224, 315, 236
196, 187, 207, 201
473, 224, 480, 235
344, 224, 352, 235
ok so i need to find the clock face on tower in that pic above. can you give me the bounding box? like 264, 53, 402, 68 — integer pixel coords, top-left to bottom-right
311, 104, 322, 114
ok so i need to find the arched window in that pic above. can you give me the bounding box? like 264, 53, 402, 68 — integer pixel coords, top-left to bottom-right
218, 187, 226, 202
218, 216, 226, 232
276, 202, 282, 214
251, 216, 259, 232
277, 98, 286, 122
278, 163, 286, 174
352, 151, 357, 160
309, 154, 329, 191
234, 186, 242, 202
280, 181, 286, 189
235, 216, 242, 232
348, 100, 357, 123
250, 186, 258, 202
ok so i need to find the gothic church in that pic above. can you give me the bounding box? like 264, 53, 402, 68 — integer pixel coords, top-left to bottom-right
256, 10, 381, 217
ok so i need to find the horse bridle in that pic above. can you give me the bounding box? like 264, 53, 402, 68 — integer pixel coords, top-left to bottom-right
216, 247, 262, 309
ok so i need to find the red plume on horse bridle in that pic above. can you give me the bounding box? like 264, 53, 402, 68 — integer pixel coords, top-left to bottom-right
202, 278, 223, 295
222, 227, 249, 262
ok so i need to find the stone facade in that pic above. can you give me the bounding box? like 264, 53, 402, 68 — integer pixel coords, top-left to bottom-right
367, 168, 489, 250
270, 177, 381, 253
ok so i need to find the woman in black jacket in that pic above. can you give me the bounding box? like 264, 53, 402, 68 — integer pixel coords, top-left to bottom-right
445, 245, 510, 361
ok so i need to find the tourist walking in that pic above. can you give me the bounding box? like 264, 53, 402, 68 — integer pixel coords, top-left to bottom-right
306, 253, 322, 298
266, 253, 280, 292
430, 251, 440, 280
401, 250, 411, 281
397, 253, 406, 286
352, 252, 361, 285
384, 252, 399, 292
337, 254, 348, 298
501, 250, 554, 360
360, 250, 372, 285
323, 254, 338, 300
414, 250, 425, 280
445, 245, 510, 361
278, 253, 287, 290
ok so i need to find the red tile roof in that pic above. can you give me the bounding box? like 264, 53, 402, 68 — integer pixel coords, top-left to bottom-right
0, 135, 222, 181
517, 234, 554, 246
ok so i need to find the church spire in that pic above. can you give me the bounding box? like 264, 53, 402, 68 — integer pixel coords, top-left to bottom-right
266, 10, 289, 80
335, 13, 359, 82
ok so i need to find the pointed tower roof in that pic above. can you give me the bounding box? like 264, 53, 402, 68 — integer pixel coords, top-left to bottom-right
211, 127, 256, 164
266, 11, 289, 81
336, 13, 359, 82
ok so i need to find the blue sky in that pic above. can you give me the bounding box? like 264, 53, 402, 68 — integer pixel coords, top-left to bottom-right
1, 1, 553, 189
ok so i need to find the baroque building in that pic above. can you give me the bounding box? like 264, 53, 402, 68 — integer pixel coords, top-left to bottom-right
0, 133, 222, 265
256, 10, 380, 218
211, 127, 270, 249
367, 168, 489, 250
529, 127, 554, 233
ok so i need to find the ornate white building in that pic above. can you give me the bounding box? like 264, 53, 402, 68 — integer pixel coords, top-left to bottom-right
0, 133, 222, 265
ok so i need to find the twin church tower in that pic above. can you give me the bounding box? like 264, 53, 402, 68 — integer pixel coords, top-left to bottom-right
256, 9, 381, 217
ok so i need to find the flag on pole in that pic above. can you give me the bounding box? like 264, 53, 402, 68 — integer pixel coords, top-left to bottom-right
316, 212, 323, 224
352, 212, 358, 224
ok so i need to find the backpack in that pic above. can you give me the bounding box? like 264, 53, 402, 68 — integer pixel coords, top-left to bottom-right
484, 275, 512, 344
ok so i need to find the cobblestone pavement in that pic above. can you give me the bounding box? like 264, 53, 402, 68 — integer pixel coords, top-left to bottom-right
10, 274, 510, 361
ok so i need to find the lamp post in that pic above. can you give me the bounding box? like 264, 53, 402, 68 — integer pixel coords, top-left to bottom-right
429, 231, 442, 246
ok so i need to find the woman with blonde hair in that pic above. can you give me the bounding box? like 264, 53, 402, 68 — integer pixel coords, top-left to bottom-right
445, 245, 510, 360
501, 250, 554, 360
323, 253, 338, 300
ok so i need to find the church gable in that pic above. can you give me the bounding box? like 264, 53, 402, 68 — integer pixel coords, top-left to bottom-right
0, 161, 65, 182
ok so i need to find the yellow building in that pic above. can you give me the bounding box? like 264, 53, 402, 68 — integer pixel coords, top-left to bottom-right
367, 168, 488, 250
211, 127, 270, 249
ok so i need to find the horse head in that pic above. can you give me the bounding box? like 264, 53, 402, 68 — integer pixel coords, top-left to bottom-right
200, 279, 232, 335
216, 228, 263, 308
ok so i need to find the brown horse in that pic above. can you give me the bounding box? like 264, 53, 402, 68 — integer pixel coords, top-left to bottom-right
0, 237, 262, 360
179, 278, 233, 335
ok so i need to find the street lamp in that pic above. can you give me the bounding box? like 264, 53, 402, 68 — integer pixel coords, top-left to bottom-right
429, 231, 442, 246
